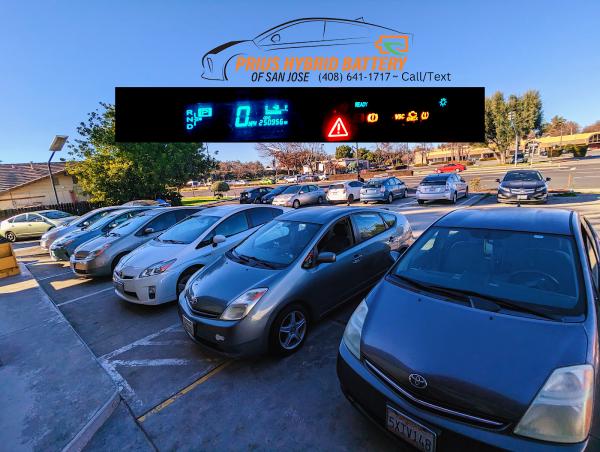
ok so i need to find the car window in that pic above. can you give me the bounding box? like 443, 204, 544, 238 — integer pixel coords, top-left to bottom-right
318, 217, 354, 254
381, 212, 397, 228
174, 209, 197, 222
324, 20, 370, 40
504, 171, 542, 182
145, 211, 178, 233
393, 226, 584, 317
283, 185, 301, 194
261, 20, 325, 45
12, 214, 28, 223
215, 212, 249, 237
158, 215, 219, 244
352, 212, 387, 241
40, 210, 71, 219
28, 214, 45, 222
247, 208, 276, 228
349, 181, 362, 188
582, 226, 599, 290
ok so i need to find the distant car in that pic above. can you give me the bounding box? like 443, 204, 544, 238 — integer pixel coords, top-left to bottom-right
338, 207, 600, 451
0, 210, 77, 242
435, 163, 466, 173
497, 170, 550, 204
122, 199, 171, 207
327, 181, 364, 204
511, 153, 528, 164
179, 207, 413, 357
284, 175, 300, 183
70, 207, 201, 277
416, 173, 468, 205
318, 174, 329, 181
113, 205, 287, 305
240, 187, 273, 204
261, 185, 293, 204
272, 184, 326, 208
41, 206, 124, 251
360, 177, 407, 204
50, 208, 150, 260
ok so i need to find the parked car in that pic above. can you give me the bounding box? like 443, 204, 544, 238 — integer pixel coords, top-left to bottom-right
435, 163, 466, 173
179, 207, 413, 357
40, 206, 124, 251
337, 207, 600, 451
69, 207, 201, 277
511, 152, 528, 164
0, 210, 77, 242
318, 174, 329, 181
113, 205, 287, 305
49, 207, 150, 260
327, 181, 364, 204
360, 177, 407, 204
497, 170, 550, 204
122, 199, 171, 207
284, 175, 301, 183
261, 185, 292, 204
240, 186, 273, 204
272, 184, 326, 208
416, 173, 468, 204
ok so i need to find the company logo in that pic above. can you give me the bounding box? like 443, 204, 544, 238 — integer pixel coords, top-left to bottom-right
201, 17, 413, 81
374, 35, 410, 55
408, 373, 428, 389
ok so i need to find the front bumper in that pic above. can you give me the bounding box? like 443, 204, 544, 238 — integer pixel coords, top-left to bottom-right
70, 255, 111, 277
416, 190, 452, 201
272, 198, 293, 207
50, 245, 71, 261
113, 270, 177, 305
497, 191, 547, 203
336, 341, 587, 451
177, 292, 266, 357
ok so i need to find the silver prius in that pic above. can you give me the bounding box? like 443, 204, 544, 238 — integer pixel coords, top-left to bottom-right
69, 207, 201, 277
113, 205, 287, 305
272, 184, 326, 208
416, 173, 468, 205
178, 207, 413, 357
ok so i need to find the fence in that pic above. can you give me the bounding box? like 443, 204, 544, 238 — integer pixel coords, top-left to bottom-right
0, 201, 103, 221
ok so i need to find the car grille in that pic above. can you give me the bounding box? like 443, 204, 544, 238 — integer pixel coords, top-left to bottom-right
364, 359, 505, 429
511, 188, 535, 194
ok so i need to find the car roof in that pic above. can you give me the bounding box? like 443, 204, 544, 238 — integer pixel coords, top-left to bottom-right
277, 206, 388, 225
423, 174, 450, 179
505, 169, 540, 175
436, 208, 574, 235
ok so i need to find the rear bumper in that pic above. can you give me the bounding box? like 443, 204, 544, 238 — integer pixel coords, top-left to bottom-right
416, 191, 452, 201
360, 193, 387, 202
336, 341, 587, 451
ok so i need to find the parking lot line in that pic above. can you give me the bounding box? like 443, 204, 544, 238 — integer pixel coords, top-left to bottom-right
56, 286, 114, 307
137, 360, 233, 423
32, 269, 73, 281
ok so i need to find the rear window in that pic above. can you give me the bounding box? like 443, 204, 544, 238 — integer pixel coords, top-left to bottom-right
421, 177, 449, 186
365, 179, 385, 188
330, 184, 345, 190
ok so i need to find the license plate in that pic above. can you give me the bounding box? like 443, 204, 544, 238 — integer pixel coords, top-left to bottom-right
386, 406, 436, 452
517, 194, 528, 200
182, 316, 194, 337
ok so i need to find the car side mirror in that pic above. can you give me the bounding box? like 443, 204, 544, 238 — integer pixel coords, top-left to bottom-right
546, 177, 551, 181
108, 223, 117, 229
271, 33, 280, 43
495, 178, 500, 183
316, 252, 336, 264
82, 221, 90, 227
212, 234, 226, 246
299, 190, 305, 194
143, 227, 154, 235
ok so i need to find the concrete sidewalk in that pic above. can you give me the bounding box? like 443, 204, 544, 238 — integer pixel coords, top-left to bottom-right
0, 263, 119, 451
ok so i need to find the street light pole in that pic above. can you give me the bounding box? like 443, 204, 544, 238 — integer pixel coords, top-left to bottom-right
48, 135, 68, 205
508, 112, 518, 167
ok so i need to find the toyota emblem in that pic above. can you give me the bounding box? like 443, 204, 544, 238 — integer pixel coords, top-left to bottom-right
409, 373, 427, 389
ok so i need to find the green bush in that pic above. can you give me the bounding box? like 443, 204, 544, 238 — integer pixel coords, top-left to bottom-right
563, 144, 588, 158
211, 181, 230, 194
548, 148, 563, 158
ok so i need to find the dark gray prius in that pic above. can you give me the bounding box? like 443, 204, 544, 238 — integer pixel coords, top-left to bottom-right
338, 207, 600, 451
178, 207, 413, 357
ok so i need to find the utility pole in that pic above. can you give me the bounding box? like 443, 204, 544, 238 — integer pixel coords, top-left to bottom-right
508, 112, 518, 167
48, 135, 68, 205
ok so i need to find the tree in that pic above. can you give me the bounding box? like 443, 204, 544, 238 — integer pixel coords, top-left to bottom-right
335, 145, 353, 159
583, 120, 600, 133
211, 181, 230, 197
68, 103, 216, 204
542, 115, 580, 137
256, 142, 327, 174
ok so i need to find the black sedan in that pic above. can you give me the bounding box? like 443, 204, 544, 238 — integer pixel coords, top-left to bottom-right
497, 170, 550, 203
239, 186, 272, 204
338, 207, 600, 451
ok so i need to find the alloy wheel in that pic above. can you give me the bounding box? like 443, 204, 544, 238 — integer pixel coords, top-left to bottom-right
278, 310, 307, 350
5, 231, 16, 242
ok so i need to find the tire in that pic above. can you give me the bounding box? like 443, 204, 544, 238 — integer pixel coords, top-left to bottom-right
362, 201, 368, 204
4, 231, 16, 242
176, 267, 200, 297
464, 188, 469, 198
451, 192, 457, 204
269, 304, 309, 357
292, 200, 300, 209
417, 200, 425, 205
387, 193, 393, 204
347, 194, 354, 204
317, 196, 324, 205
401, 189, 407, 199
253, 197, 261, 204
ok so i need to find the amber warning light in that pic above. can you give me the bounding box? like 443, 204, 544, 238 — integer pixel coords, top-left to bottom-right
115, 87, 485, 143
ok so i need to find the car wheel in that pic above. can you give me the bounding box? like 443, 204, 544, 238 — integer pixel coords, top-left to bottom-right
451, 192, 457, 204
176, 268, 200, 297
401, 189, 407, 198
4, 231, 16, 242
317, 196, 324, 205
292, 200, 300, 209
362, 201, 368, 204
417, 200, 425, 205
253, 197, 261, 204
270, 304, 309, 356
464, 187, 469, 198
347, 194, 354, 204
387, 193, 393, 204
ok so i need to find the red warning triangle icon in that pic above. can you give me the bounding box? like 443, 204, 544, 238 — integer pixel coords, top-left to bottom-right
327, 117, 349, 138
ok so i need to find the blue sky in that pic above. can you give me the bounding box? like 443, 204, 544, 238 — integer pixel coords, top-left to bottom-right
1, 0, 599, 164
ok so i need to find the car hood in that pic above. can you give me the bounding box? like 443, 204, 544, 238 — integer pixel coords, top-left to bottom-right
76, 233, 121, 253
187, 255, 278, 315
118, 239, 189, 272
360, 280, 588, 424
204, 40, 253, 56
501, 180, 545, 189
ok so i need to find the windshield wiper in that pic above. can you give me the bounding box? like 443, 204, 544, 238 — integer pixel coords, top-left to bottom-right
391, 275, 471, 303
241, 254, 277, 269
160, 239, 185, 244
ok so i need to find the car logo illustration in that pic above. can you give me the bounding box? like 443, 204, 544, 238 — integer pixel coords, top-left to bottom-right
408, 373, 427, 389
201, 17, 412, 81
374, 35, 410, 55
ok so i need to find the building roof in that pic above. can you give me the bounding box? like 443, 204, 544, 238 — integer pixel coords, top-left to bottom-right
0, 162, 67, 193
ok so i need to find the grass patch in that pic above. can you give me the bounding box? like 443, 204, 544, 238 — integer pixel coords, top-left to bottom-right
181, 196, 233, 206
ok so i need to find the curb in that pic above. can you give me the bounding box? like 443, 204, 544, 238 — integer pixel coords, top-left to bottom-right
19, 263, 121, 451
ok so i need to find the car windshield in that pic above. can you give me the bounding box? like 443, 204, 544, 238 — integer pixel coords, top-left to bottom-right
270, 186, 287, 195
87, 212, 124, 231
282, 185, 301, 194
109, 214, 153, 236
232, 220, 321, 267
41, 210, 71, 219
76, 210, 113, 227
391, 226, 584, 319
504, 171, 542, 182
156, 215, 219, 244
365, 179, 385, 188
421, 177, 449, 186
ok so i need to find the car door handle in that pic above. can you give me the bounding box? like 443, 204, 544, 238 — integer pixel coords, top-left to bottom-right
352, 254, 363, 264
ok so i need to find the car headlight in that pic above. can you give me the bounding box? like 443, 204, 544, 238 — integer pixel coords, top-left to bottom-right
499, 185, 511, 192
535, 186, 547, 192
90, 242, 111, 258
220, 288, 268, 321
139, 259, 177, 278
343, 299, 368, 359
58, 238, 75, 247
514, 364, 593, 443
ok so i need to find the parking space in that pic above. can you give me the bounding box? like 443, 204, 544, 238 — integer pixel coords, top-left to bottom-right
12, 191, 599, 450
